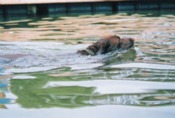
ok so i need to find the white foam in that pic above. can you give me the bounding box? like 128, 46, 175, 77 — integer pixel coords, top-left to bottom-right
12, 75, 37, 79
110, 63, 175, 70
43, 80, 175, 94
0, 42, 105, 73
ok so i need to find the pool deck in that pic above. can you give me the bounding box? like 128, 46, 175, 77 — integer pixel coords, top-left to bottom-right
0, 0, 132, 5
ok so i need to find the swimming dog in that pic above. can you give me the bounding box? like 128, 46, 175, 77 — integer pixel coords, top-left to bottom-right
77, 35, 134, 56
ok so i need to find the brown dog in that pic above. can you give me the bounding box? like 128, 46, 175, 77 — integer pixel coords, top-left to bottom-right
77, 35, 134, 56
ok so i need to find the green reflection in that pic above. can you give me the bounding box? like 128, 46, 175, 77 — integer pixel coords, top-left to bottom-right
104, 49, 136, 65
10, 69, 175, 109
11, 71, 97, 108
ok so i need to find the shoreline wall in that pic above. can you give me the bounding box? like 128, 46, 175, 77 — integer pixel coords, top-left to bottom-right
0, 0, 175, 21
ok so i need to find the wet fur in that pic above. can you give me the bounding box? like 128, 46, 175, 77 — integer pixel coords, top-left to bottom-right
77, 35, 134, 56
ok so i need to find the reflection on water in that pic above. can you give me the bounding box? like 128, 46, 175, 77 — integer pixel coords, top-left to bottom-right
0, 12, 175, 115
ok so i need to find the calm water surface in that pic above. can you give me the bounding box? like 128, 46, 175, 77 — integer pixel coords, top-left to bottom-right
0, 13, 175, 118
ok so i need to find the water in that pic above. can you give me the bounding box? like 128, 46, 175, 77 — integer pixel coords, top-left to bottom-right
0, 12, 175, 118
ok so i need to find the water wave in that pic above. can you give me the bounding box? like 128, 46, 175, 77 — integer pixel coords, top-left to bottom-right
0, 42, 105, 73
110, 63, 175, 70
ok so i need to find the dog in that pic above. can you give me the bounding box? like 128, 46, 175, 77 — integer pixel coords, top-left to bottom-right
77, 35, 134, 56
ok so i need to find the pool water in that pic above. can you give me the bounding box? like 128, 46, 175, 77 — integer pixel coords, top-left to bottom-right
0, 12, 175, 118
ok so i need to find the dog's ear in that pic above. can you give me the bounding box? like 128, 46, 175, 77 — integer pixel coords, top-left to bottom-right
103, 35, 120, 40
114, 35, 121, 40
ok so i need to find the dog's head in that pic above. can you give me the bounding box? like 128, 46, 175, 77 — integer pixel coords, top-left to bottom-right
119, 38, 134, 50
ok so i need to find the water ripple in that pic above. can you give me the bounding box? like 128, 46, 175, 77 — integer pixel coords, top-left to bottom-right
0, 13, 175, 110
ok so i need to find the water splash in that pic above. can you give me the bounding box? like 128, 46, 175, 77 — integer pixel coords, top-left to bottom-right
0, 41, 105, 73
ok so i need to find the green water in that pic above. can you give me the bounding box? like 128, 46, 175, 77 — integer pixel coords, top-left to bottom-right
0, 12, 175, 118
